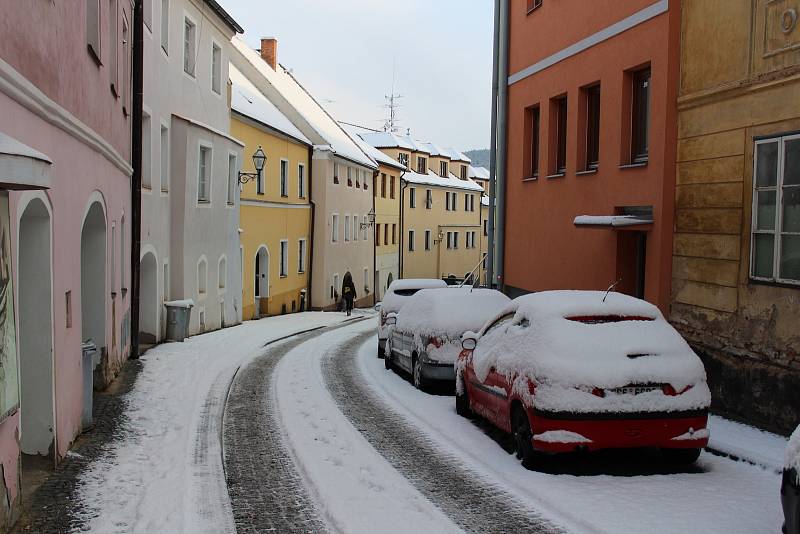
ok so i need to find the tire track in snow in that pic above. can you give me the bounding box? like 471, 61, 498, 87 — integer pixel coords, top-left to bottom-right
322, 330, 564, 534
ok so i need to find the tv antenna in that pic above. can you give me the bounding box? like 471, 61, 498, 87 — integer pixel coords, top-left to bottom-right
382, 59, 403, 132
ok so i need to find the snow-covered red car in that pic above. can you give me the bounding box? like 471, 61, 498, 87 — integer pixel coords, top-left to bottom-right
784, 425, 800, 534
456, 290, 712, 468
384, 287, 510, 391
378, 279, 447, 357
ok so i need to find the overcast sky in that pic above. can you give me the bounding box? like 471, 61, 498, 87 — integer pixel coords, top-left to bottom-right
222, 0, 494, 151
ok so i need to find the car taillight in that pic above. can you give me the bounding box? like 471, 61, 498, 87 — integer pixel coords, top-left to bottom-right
662, 384, 693, 396
591, 387, 605, 398
429, 337, 443, 348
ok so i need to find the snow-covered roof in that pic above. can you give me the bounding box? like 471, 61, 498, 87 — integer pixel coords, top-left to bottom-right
359, 131, 419, 151
443, 148, 471, 163
202, 0, 243, 33
382, 279, 449, 313
341, 127, 405, 170
395, 287, 511, 340
417, 141, 447, 158
0, 133, 52, 190
402, 170, 484, 192
230, 66, 311, 146
469, 165, 490, 180
470, 291, 710, 412
231, 37, 376, 169
788, 425, 800, 475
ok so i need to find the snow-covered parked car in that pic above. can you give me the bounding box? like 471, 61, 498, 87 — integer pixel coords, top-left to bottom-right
384, 287, 510, 391
784, 425, 800, 534
378, 279, 447, 357
456, 290, 712, 468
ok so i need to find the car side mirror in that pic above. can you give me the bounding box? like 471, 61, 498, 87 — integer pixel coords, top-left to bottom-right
462, 337, 477, 350
385, 316, 397, 325
374, 302, 382, 311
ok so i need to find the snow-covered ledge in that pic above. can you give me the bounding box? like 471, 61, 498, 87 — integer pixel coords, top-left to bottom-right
0, 133, 52, 190
573, 214, 653, 228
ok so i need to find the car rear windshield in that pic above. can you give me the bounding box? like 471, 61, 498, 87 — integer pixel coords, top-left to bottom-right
565, 315, 655, 324
393, 289, 421, 297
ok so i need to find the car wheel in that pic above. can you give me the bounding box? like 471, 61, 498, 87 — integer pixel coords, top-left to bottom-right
662, 447, 702, 465
512, 406, 540, 470
455, 379, 473, 419
412, 356, 428, 392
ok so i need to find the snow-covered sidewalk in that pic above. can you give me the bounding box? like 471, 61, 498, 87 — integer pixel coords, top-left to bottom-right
706, 415, 789, 472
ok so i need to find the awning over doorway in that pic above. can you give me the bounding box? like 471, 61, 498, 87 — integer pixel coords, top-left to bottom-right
0, 133, 52, 190
574, 205, 654, 229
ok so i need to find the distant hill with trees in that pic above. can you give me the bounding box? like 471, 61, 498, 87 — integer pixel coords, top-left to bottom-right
464, 149, 490, 169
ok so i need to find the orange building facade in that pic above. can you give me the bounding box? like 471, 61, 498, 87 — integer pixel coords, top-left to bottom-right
503, 0, 680, 313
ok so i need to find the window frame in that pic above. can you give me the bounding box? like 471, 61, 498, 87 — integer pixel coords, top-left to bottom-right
409, 187, 416, 208
160, 120, 170, 192
440, 160, 448, 178
425, 229, 431, 251
160, 0, 169, 54
197, 142, 212, 203
279, 239, 288, 278
584, 83, 601, 170
280, 158, 289, 197
183, 14, 197, 78
211, 41, 222, 95
331, 213, 339, 243
551, 95, 568, 175
631, 67, 651, 164
408, 229, 415, 252
227, 152, 237, 206
298, 239, 307, 273
298, 163, 306, 198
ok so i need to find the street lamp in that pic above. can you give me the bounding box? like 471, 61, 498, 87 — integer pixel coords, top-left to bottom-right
238, 146, 267, 185
360, 208, 376, 230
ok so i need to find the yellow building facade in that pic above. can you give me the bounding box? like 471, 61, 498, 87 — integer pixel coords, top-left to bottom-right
230, 67, 312, 320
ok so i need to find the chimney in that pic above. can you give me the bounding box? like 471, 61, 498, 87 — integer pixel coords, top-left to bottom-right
260, 38, 277, 70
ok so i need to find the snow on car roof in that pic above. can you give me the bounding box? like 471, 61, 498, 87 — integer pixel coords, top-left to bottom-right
396, 287, 510, 339
787, 425, 800, 475
382, 279, 448, 313
472, 290, 708, 392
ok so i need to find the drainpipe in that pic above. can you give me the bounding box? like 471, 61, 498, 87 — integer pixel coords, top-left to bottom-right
307, 147, 314, 310
495, 0, 510, 291
130, 0, 143, 358
372, 169, 378, 305
398, 173, 408, 277
486, 0, 501, 289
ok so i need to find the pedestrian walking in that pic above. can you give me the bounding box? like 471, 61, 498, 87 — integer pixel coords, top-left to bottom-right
341, 271, 357, 316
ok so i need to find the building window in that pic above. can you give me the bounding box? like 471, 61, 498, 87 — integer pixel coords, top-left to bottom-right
298, 164, 306, 198
198, 258, 207, 294
461, 165, 467, 180
471, 195, 476, 212
211, 43, 222, 94
183, 17, 196, 77
453, 231, 459, 249
417, 156, 427, 174
142, 112, 152, 188
408, 230, 415, 252
334, 162, 340, 184
218, 257, 226, 289
410, 187, 416, 208
363, 171, 369, 191
384, 223, 389, 246
464, 194, 469, 211
381, 173, 387, 198
398, 153, 409, 167
466, 232, 471, 249
86, 0, 102, 62
355, 170, 361, 189
440, 161, 448, 177
227, 154, 237, 205
376, 224, 381, 246
332, 214, 339, 243
446, 231, 453, 249
347, 166, 353, 186
425, 230, 431, 251
353, 214, 359, 242
551, 95, 567, 174
280, 240, 288, 277
362, 216, 368, 240
160, 0, 169, 53
160, 124, 169, 192
527, 0, 543, 13
751, 135, 800, 283
280, 159, 289, 197
392, 224, 397, 244
120, 216, 126, 289
109, 0, 119, 94
452, 192, 458, 211
333, 273, 339, 300
298, 239, 306, 273
631, 67, 651, 163
524, 105, 540, 179
122, 14, 130, 113
390, 176, 396, 199
344, 215, 351, 242
445, 192, 450, 211
198, 145, 211, 202
584, 84, 601, 170
483, 219, 487, 236
426, 189, 433, 209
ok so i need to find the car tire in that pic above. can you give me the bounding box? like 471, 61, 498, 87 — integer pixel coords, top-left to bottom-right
662, 447, 702, 465
455, 380, 473, 419
412, 356, 428, 392
512, 406, 540, 470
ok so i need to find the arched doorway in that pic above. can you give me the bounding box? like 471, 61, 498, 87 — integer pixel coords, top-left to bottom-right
80, 201, 106, 363
17, 198, 54, 458
254, 246, 269, 317
138, 251, 158, 345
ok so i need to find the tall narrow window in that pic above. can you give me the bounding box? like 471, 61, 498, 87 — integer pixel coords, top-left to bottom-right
384, 224, 389, 246
409, 188, 416, 208
160, 124, 169, 191
552, 95, 568, 174
392, 224, 397, 244
160, 0, 169, 53
408, 230, 415, 252
298, 239, 306, 273
218, 257, 226, 289
631, 68, 651, 163
381, 174, 387, 198
525, 105, 540, 178
344, 215, 351, 242
440, 161, 448, 177
143, 0, 152, 30
122, 14, 130, 113
390, 176, 396, 199
398, 153, 409, 167
464, 194, 469, 211
198, 259, 207, 294
142, 112, 152, 188
227, 154, 237, 205
353, 214, 359, 242
184, 17, 196, 76
585, 84, 601, 169
375, 224, 381, 246
198, 146, 210, 202
333, 162, 340, 184
280, 240, 288, 277
298, 164, 306, 198
211, 43, 222, 94
452, 192, 458, 211
453, 232, 459, 249
347, 166, 353, 186
332, 214, 339, 243
426, 189, 433, 209
425, 230, 431, 251
120, 217, 126, 289
460, 165, 467, 180
86, 0, 102, 62
109, 0, 119, 93
280, 160, 289, 197
417, 157, 427, 173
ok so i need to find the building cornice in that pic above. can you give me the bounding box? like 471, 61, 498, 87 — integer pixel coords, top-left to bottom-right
677, 67, 800, 111
241, 199, 311, 209
0, 58, 132, 176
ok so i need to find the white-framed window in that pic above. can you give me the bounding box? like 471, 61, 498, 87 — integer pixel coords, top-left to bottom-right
440, 160, 448, 177
211, 42, 222, 94
142, 111, 152, 188
333, 273, 340, 300
333, 162, 340, 184
163, 260, 170, 301
408, 229, 415, 252
109, 0, 119, 93
218, 256, 227, 289
362, 216, 368, 240
409, 187, 416, 208
279, 240, 288, 277
160, 122, 169, 191
198, 144, 211, 202
120, 216, 126, 289
143, 0, 152, 30
447, 231, 453, 249
86, 0, 102, 62
280, 159, 289, 197
347, 166, 353, 186
426, 189, 433, 209
445, 192, 451, 211
197, 257, 207, 295
227, 153, 237, 205
398, 153, 409, 167
298, 163, 306, 198
344, 215, 351, 242
183, 16, 196, 76
417, 156, 427, 173
364, 268, 370, 293
332, 214, 339, 243
425, 229, 431, 251
751, 134, 800, 284
454, 231, 459, 249
452, 192, 458, 211
160, 0, 169, 53
298, 239, 307, 273
353, 213, 359, 241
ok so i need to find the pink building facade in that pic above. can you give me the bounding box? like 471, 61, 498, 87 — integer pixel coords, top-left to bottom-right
0, 0, 133, 526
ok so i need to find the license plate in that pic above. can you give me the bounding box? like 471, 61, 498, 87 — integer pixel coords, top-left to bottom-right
610, 386, 659, 396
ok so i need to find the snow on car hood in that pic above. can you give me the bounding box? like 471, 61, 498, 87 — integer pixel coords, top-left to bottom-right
395, 287, 511, 340
787, 425, 800, 476
472, 291, 708, 391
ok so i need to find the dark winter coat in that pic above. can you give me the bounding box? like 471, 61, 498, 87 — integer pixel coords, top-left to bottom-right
341, 277, 357, 303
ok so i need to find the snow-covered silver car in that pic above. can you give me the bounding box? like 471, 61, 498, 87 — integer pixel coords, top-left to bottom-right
378, 279, 447, 357
784, 425, 800, 534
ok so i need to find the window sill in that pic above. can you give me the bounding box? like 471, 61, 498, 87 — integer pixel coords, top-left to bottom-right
576, 168, 598, 176
522, 176, 538, 182
526, 3, 542, 15
619, 161, 648, 170
280, 275, 288, 279
545, 173, 565, 179
197, 199, 210, 204
281, 194, 289, 198
748, 277, 800, 290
